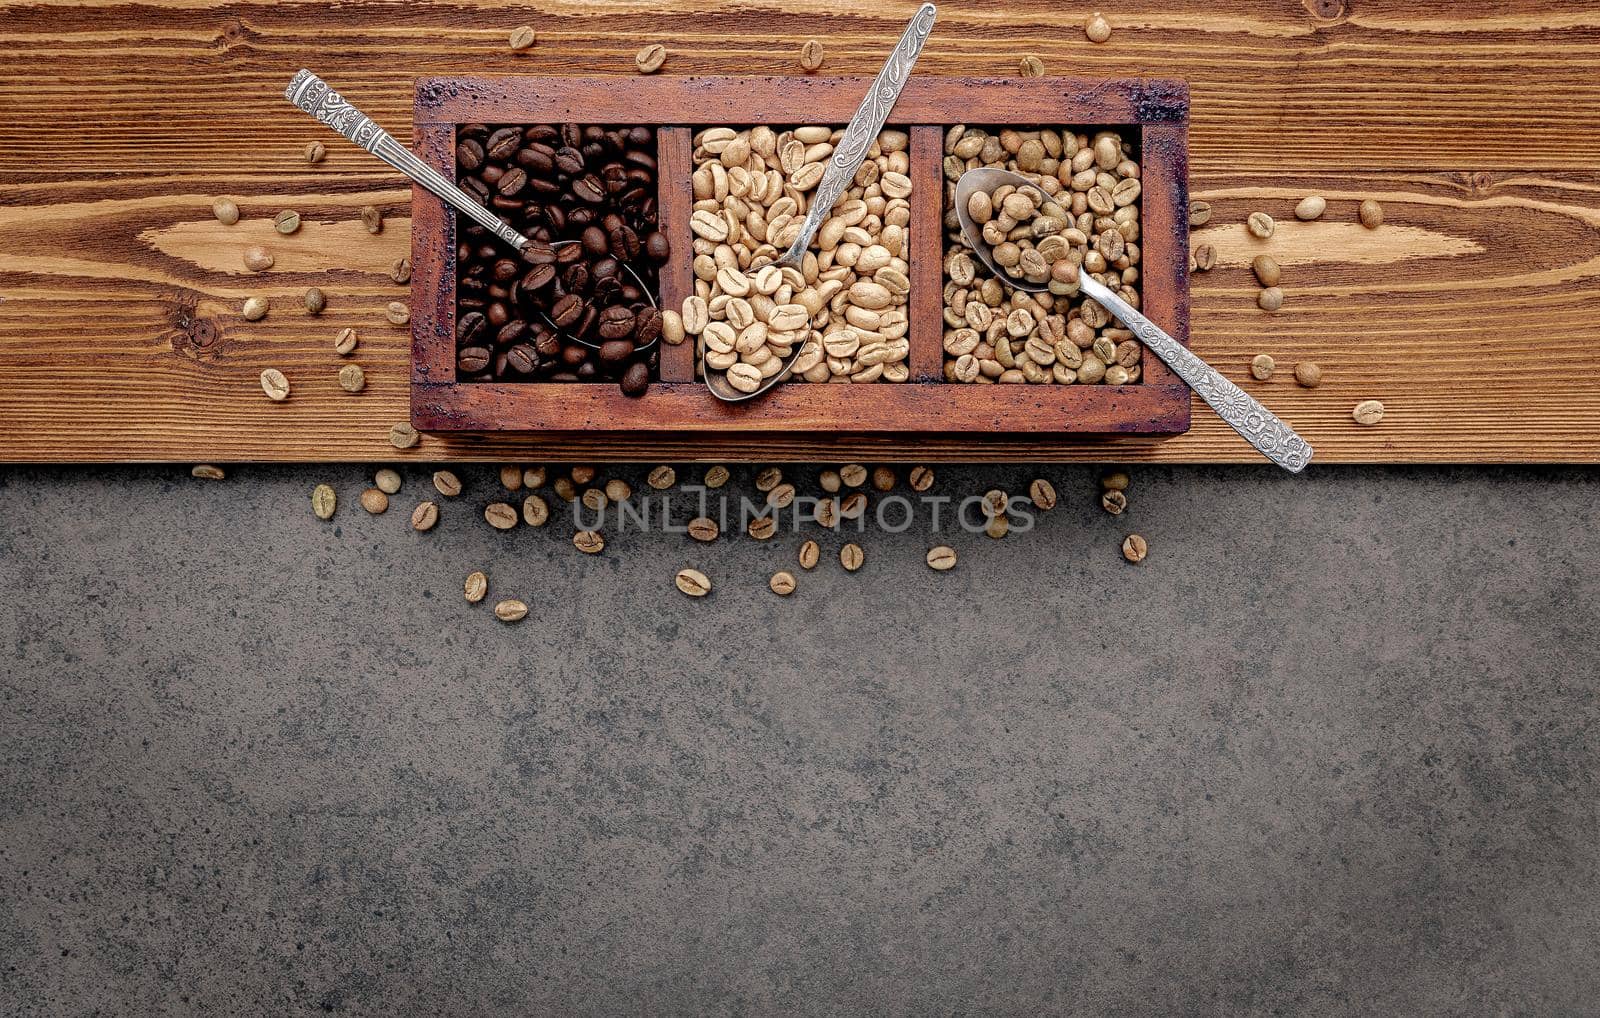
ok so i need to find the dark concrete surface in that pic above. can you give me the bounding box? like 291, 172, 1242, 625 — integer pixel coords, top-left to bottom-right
1, 463, 1597, 1016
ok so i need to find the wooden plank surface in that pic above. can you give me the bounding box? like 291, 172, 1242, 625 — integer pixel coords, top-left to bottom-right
3, 1, 1600, 463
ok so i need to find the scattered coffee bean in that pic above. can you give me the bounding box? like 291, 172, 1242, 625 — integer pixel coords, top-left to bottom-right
242, 296, 268, 321
748, 515, 776, 541
464, 571, 488, 603
1029, 478, 1057, 510
573, 530, 605, 554
191, 464, 225, 480
985, 514, 1009, 539
769, 571, 797, 596
1019, 55, 1045, 76
334, 327, 359, 356
767, 483, 796, 509
1359, 198, 1384, 229
374, 469, 402, 494
604, 478, 631, 502
338, 363, 365, 392
212, 198, 240, 225
1352, 399, 1385, 425
243, 246, 274, 272
1250, 353, 1275, 380
675, 568, 711, 597
635, 43, 667, 73
647, 465, 676, 490
1294, 361, 1323, 388
499, 465, 523, 491
385, 301, 410, 326
688, 516, 719, 542
259, 368, 290, 401
1101, 489, 1127, 515
926, 546, 957, 571
1085, 11, 1112, 42
274, 210, 300, 235
703, 465, 730, 488
839, 492, 867, 520
800, 39, 825, 71
1295, 195, 1326, 221
840, 464, 868, 488
570, 466, 595, 485
522, 494, 550, 526
389, 422, 420, 449
552, 477, 577, 501
798, 539, 820, 570
661, 310, 685, 346
1189, 201, 1212, 227
303, 287, 326, 315
1251, 255, 1280, 287
524, 467, 547, 488
433, 470, 462, 496
361, 205, 383, 235
411, 501, 439, 531
304, 141, 326, 165
390, 258, 412, 285
1246, 211, 1275, 239
819, 470, 842, 494
982, 489, 1008, 518
1101, 470, 1130, 491
1122, 533, 1148, 563
814, 498, 838, 528
509, 25, 536, 50
871, 466, 895, 492
581, 487, 607, 512
360, 488, 389, 514
312, 483, 337, 519
1193, 243, 1217, 272
909, 465, 935, 492
840, 543, 865, 572
754, 466, 783, 492
1258, 287, 1284, 312
485, 502, 518, 529
495, 599, 528, 622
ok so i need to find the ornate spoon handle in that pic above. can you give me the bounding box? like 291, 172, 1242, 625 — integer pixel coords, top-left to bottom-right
1078, 274, 1314, 472
780, 3, 937, 263
284, 69, 528, 251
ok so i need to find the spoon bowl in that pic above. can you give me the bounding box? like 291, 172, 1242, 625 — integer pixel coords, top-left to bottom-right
953, 167, 1060, 293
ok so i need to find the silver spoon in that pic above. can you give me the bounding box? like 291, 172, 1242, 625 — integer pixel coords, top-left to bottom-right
284, 70, 657, 356
954, 167, 1314, 472
704, 2, 937, 402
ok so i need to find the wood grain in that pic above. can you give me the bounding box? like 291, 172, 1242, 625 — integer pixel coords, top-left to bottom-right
2, 1, 1600, 462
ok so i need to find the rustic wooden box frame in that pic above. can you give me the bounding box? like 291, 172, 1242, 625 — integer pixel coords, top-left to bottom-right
411, 76, 1190, 435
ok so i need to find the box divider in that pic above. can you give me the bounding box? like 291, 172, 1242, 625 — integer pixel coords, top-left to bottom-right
909, 125, 947, 383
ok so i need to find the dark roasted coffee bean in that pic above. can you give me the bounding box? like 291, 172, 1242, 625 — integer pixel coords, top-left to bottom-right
486, 302, 510, 327
456, 139, 484, 170
645, 231, 670, 262
458, 346, 491, 372
496, 320, 527, 345
534, 329, 561, 358
598, 306, 635, 340
561, 343, 587, 367
634, 306, 663, 345
486, 127, 521, 159
572, 175, 606, 203
456, 311, 487, 343
620, 361, 649, 396
496, 168, 527, 196
522, 263, 556, 291
598, 339, 633, 364
520, 240, 556, 264
505, 344, 538, 374
582, 225, 608, 256
492, 258, 520, 281
551, 293, 585, 328
554, 147, 585, 174
561, 261, 591, 293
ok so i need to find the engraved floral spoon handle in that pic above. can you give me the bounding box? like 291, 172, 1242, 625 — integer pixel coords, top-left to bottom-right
284, 69, 529, 252
779, 3, 936, 265
1079, 274, 1314, 472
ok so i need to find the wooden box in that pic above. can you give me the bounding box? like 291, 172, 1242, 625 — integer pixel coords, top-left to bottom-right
410, 76, 1190, 435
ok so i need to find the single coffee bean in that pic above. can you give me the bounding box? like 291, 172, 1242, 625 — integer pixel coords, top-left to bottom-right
814, 498, 838, 528
755, 466, 783, 492
1019, 55, 1045, 76
411, 501, 439, 531
703, 465, 730, 488
304, 287, 326, 315
499, 465, 524, 491
304, 140, 326, 164
798, 539, 820, 570
573, 530, 605, 554
581, 487, 607, 512
635, 43, 667, 73
339, 363, 365, 392
839, 464, 867, 487
1252, 255, 1281, 287
1250, 353, 1275, 380
1294, 361, 1323, 388
661, 310, 685, 346
464, 571, 488, 603
839, 492, 867, 520
389, 421, 420, 449
522, 494, 550, 526
1085, 10, 1112, 42
569, 466, 595, 485
1246, 211, 1274, 239
260, 368, 290, 401
360, 488, 389, 514
1030, 478, 1057, 510
274, 210, 301, 235
191, 464, 225, 480
767, 483, 796, 509
509, 25, 536, 50
385, 301, 410, 326
494, 599, 528, 623
769, 571, 797, 596
1193, 244, 1217, 271
605, 478, 631, 502
361, 205, 383, 234
1122, 534, 1148, 563
553, 477, 577, 501
334, 328, 358, 356
311, 483, 337, 520
647, 465, 676, 489
800, 39, 825, 71
1352, 399, 1385, 425
484, 502, 518, 529
1295, 195, 1326, 221
1359, 198, 1384, 229
986, 514, 1010, 539
242, 296, 268, 321
390, 257, 412, 285
1101, 470, 1130, 491
982, 489, 1009, 518
524, 466, 546, 488
675, 568, 711, 597
433, 470, 463, 496
374, 468, 402, 494
840, 543, 865, 572
212, 198, 240, 225
1101, 490, 1127, 515
748, 515, 776, 540
909, 465, 935, 491
243, 246, 274, 273
1188, 201, 1211, 228
926, 546, 957, 571
1258, 287, 1284, 312
871, 466, 895, 492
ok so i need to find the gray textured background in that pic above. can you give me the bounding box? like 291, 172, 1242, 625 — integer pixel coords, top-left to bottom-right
2, 463, 1597, 1016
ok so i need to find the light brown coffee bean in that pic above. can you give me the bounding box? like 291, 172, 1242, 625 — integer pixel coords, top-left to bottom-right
311, 483, 337, 520
1193, 243, 1217, 272
509, 25, 536, 50
573, 530, 605, 554
303, 287, 326, 315
191, 464, 225, 480
840, 543, 865, 572
334, 327, 358, 356
552, 477, 576, 501
484, 502, 518, 529
581, 488, 607, 512
800, 39, 825, 71
523, 467, 547, 489
389, 421, 419, 449
385, 301, 410, 326
982, 489, 1008, 518
1122, 533, 1148, 563
755, 466, 783, 492
304, 141, 326, 164
464, 571, 488, 603
338, 363, 365, 393
432, 470, 462, 497
243, 246, 274, 272
1251, 353, 1275, 380
687, 516, 719, 542
522, 494, 549, 526
1019, 55, 1045, 76
1246, 211, 1275, 239
871, 466, 895, 492
1101, 489, 1127, 515
1352, 399, 1385, 425
1085, 11, 1112, 42
360, 488, 388, 514
1101, 470, 1130, 491
909, 465, 935, 492
1295, 196, 1326, 221
926, 546, 957, 571
840, 464, 867, 487
274, 209, 300, 235
798, 539, 820, 570
661, 310, 685, 346
1252, 255, 1281, 287
390, 258, 412, 285
360, 205, 383, 235
814, 498, 838, 527
839, 492, 867, 520
985, 514, 1009, 539
1188, 201, 1211, 228
767, 483, 796, 508
259, 368, 290, 401
605, 478, 632, 502
212, 198, 240, 225
675, 568, 711, 597
748, 515, 776, 540
411, 500, 439, 531
819, 470, 842, 493
499, 465, 523, 491
647, 465, 676, 490
769, 570, 797, 596
242, 296, 268, 321
1294, 361, 1323, 388
1258, 287, 1284, 312
635, 43, 667, 73
494, 599, 528, 623
703, 465, 729, 488
1359, 198, 1384, 229
374, 468, 402, 494
569, 466, 595, 485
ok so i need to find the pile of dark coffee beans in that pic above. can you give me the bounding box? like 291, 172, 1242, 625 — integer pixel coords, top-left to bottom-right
454, 123, 670, 395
